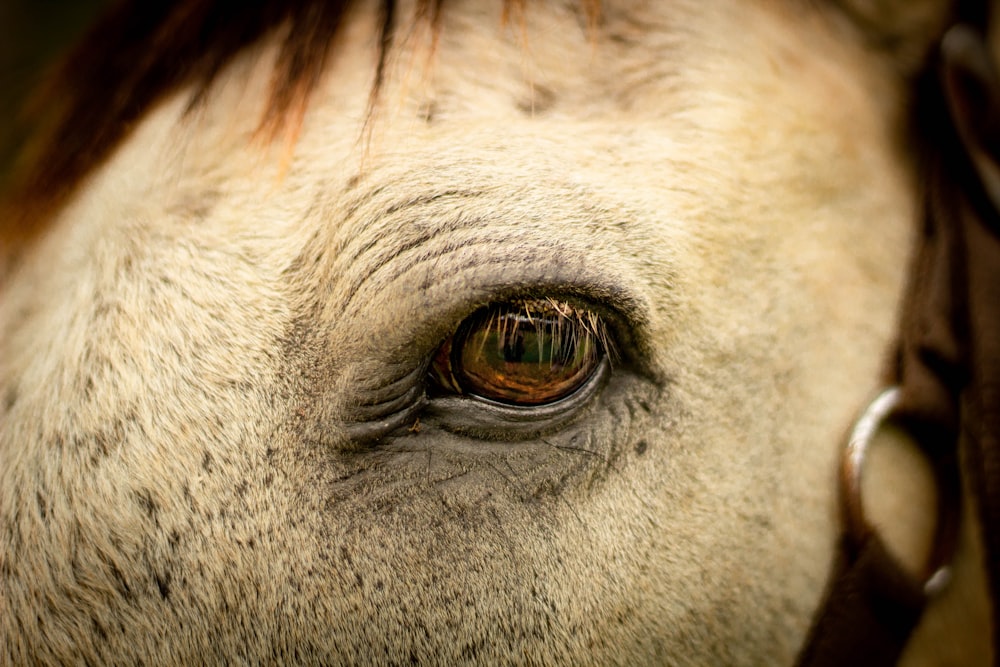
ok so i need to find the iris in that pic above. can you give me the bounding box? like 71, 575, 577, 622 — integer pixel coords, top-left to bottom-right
429, 299, 608, 406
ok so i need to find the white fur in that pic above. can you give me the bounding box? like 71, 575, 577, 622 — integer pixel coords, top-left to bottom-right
0, 0, 991, 664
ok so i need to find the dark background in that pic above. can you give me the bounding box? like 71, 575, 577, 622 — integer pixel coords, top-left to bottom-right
1, 0, 109, 183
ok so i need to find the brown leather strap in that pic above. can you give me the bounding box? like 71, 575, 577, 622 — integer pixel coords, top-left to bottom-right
940, 24, 1000, 662
796, 13, 1000, 667
795, 534, 927, 667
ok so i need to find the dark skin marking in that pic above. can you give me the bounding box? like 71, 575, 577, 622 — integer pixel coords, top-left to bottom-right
134, 489, 159, 521
168, 529, 181, 551
91, 616, 109, 642
34, 491, 47, 520
417, 99, 437, 123
3, 385, 17, 411
516, 83, 557, 115
154, 571, 172, 600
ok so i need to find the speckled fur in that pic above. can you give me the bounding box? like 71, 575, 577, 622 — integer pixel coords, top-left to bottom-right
0, 1, 992, 664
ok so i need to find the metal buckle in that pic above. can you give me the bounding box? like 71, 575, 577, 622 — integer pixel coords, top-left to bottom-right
840, 387, 961, 597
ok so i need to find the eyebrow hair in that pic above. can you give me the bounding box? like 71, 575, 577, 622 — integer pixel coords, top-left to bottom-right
1, 0, 603, 255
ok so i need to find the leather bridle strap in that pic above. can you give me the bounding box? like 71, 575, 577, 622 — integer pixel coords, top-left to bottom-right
796, 7, 1000, 666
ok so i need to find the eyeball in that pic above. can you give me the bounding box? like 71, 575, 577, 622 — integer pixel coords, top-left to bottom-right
429, 299, 610, 406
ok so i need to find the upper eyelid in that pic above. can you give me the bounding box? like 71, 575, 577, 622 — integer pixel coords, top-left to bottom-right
304, 175, 655, 307
288, 197, 662, 378
342, 263, 652, 363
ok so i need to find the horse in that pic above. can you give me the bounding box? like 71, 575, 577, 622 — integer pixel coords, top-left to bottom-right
1, 0, 996, 664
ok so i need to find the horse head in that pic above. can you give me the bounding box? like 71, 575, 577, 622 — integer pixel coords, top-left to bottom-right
0, 1, 994, 664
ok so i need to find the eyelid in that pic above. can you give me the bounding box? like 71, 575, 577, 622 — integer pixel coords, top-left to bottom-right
295, 241, 660, 392
423, 358, 612, 440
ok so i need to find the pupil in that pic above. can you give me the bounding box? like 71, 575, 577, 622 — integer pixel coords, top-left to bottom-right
497, 318, 570, 366
501, 329, 525, 363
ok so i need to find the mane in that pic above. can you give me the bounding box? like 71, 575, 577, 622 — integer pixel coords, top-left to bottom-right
1, 0, 599, 255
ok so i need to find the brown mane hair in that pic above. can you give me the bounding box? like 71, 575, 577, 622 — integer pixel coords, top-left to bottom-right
2, 0, 523, 254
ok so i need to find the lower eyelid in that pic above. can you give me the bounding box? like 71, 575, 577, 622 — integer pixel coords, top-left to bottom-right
422, 357, 612, 441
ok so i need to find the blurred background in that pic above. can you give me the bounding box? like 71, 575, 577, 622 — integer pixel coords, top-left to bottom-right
0, 0, 109, 185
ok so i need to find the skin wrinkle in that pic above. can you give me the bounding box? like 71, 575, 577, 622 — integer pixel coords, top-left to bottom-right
302, 162, 663, 347
312, 371, 658, 516
338, 188, 490, 263
0, 0, 993, 665
286, 171, 661, 375
286, 217, 657, 445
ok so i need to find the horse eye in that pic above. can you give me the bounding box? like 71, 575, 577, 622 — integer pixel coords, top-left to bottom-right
429, 299, 609, 406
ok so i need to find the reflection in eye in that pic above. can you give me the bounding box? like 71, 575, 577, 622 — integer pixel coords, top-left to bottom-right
429, 299, 611, 406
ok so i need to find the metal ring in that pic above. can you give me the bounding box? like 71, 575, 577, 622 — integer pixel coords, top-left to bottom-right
840, 387, 960, 597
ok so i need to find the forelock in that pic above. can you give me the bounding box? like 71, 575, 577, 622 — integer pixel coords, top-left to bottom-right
0, 0, 452, 254
0, 0, 963, 259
